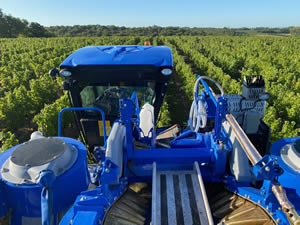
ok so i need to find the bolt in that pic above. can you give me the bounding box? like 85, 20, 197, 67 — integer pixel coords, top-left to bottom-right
219, 102, 223, 105
278, 207, 282, 211
266, 206, 270, 211
258, 200, 261, 204
114, 197, 117, 201
69, 219, 73, 225
265, 166, 270, 172
105, 168, 110, 173
276, 218, 281, 223
80, 197, 87, 201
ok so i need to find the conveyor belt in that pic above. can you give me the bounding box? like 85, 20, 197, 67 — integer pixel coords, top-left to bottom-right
103, 189, 149, 225
152, 162, 214, 225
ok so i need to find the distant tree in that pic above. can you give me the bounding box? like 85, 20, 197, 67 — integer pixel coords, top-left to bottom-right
0, 9, 54, 38
27, 22, 52, 37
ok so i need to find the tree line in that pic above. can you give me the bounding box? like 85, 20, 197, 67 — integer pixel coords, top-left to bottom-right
46, 25, 300, 37
1, 9, 300, 38
0, 9, 53, 38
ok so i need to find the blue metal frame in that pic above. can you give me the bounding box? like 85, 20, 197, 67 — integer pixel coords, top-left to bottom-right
50, 80, 300, 225
58, 107, 107, 143
199, 78, 218, 106
225, 137, 300, 225
214, 96, 227, 142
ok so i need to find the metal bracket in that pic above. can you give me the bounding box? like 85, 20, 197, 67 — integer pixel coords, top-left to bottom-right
253, 155, 283, 181
119, 99, 134, 158
99, 160, 120, 185
214, 97, 227, 142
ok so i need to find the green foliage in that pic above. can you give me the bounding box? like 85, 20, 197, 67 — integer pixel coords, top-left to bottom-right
156, 101, 171, 128
0, 36, 299, 150
47, 25, 300, 37
162, 36, 300, 142
0, 76, 58, 130
0, 131, 19, 152
33, 92, 71, 136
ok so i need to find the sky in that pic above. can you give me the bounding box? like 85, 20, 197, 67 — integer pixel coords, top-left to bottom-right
0, 0, 300, 28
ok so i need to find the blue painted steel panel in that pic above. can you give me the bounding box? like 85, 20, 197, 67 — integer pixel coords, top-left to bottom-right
130, 148, 212, 164
270, 137, 300, 196
60, 46, 173, 68
59, 179, 127, 225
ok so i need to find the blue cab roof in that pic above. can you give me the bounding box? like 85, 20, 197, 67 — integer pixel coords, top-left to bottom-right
60, 45, 173, 68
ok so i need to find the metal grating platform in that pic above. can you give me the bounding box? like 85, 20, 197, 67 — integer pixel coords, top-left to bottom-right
152, 162, 214, 225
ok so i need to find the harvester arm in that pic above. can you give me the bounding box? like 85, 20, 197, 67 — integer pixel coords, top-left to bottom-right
195, 76, 299, 224
225, 113, 300, 225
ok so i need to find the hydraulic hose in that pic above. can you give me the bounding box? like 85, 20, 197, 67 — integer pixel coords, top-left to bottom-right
189, 76, 224, 132
193, 76, 224, 99
189, 98, 207, 132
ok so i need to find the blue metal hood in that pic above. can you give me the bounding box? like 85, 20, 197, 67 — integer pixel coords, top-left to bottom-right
60, 45, 173, 68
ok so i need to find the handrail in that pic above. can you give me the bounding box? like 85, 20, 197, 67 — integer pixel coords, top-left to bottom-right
58, 107, 107, 143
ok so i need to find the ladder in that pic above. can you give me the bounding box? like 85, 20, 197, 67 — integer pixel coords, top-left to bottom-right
152, 162, 214, 225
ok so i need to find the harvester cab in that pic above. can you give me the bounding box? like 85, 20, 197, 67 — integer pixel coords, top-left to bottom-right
0, 45, 299, 225
56, 45, 173, 149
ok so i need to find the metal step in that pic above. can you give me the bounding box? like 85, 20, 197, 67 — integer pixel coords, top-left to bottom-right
152, 162, 214, 225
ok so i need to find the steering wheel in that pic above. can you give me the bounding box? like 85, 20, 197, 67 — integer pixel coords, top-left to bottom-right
95, 87, 125, 104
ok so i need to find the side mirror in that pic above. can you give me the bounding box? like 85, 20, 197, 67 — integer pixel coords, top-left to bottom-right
62, 81, 71, 90
259, 93, 270, 101
49, 68, 59, 79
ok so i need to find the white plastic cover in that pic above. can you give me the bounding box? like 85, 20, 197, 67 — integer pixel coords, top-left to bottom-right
139, 103, 155, 138
105, 122, 126, 181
